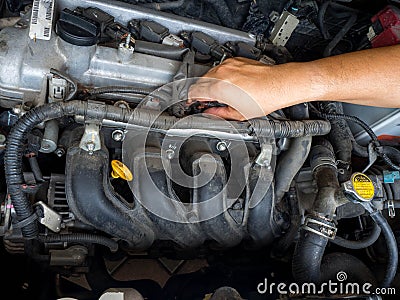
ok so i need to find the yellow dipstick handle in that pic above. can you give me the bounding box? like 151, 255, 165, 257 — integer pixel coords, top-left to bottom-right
111, 160, 133, 181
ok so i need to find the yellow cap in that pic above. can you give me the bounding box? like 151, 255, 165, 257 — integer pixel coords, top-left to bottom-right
111, 160, 133, 181
350, 172, 375, 201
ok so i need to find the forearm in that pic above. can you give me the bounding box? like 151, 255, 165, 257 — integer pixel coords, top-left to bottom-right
285, 45, 400, 108
189, 45, 400, 120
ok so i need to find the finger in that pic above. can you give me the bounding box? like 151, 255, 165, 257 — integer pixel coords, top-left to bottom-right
187, 86, 210, 103
188, 81, 218, 103
203, 107, 246, 121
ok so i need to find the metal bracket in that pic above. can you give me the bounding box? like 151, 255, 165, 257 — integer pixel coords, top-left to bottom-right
255, 143, 273, 168
33, 201, 62, 233
388, 199, 396, 218
362, 143, 378, 173
79, 123, 101, 155
269, 11, 299, 47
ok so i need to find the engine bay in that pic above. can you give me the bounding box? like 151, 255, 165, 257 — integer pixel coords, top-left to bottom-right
0, 0, 399, 299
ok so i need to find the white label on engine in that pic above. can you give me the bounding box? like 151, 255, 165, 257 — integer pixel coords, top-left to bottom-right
29, 0, 55, 41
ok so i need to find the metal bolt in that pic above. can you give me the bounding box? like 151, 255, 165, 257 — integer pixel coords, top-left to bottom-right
216, 141, 227, 152
232, 200, 243, 210
166, 149, 175, 160
55, 148, 65, 157
0, 134, 6, 145
114, 100, 130, 109
86, 141, 95, 155
125, 33, 131, 48
22, 282, 29, 290
12, 106, 21, 115
112, 130, 125, 142
41, 143, 50, 151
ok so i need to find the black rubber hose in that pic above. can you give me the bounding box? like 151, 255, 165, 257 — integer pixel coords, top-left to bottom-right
383, 146, 400, 165
369, 210, 398, 288
390, 181, 400, 202
292, 225, 331, 283
292, 139, 338, 283
323, 13, 357, 57
318, 0, 331, 39
352, 140, 369, 157
40, 233, 119, 252
320, 102, 353, 182
331, 221, 381, 249
28, 156, 44, 183
318, 1, 358, 41
135, 40, 189, 60
381, 153, 400, 172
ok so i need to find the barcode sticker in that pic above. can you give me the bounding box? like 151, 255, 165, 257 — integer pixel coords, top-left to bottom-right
29, 0, 54, 41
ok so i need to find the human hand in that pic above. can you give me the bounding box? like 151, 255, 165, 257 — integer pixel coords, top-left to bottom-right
187, 57, 277, 121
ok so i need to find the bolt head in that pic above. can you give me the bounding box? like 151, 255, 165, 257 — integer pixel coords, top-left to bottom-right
166, 149, 175, 160
0, 134, 6, 144
216, 141, 227, 152
112, 130, 125, 142
55, 148, 65, 157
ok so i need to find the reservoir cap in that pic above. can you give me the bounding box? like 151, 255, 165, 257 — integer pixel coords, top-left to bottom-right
56, 8, 100, 46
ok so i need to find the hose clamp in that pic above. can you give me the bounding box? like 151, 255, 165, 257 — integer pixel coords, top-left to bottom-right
311, 157, 337, 173
302, 216, 337, 240
388, 199, 396, 218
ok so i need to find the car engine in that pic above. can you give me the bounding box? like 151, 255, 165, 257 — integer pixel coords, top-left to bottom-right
0, 0, 399, 299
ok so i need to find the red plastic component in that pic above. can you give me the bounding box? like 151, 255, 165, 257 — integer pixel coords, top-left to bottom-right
378, 135, 400, 144
370, 5, 400, 48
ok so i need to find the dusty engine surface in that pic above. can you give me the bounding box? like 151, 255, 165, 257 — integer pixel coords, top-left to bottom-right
0, 0, 399, 299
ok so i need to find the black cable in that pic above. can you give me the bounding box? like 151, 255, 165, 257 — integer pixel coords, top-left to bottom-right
317, 112, 378, 142
40, 233, 119, 252
316, 112, 400, 171
87, 86, 155, 96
